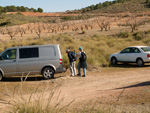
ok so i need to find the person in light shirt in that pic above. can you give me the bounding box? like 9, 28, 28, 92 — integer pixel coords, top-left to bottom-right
66, 49, 77, 77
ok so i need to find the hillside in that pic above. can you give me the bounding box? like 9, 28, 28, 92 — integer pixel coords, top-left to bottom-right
94, 0, 150, 13
68, 0, 150, 14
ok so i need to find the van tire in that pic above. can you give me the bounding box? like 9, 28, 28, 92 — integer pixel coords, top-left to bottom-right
42, 68, 54, 79
0, 73, 3, 81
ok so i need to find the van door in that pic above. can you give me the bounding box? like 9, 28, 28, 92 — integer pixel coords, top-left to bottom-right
0, 49, 17, 76
17, 47, 40, 75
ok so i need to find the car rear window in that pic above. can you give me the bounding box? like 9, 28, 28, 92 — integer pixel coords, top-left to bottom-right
141, 47, 150, 52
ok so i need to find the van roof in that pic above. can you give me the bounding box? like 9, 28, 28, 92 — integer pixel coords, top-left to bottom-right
6, 44, 60, 49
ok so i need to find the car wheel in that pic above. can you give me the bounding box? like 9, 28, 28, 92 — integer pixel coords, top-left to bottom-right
111, 57, 117, 65
136, 59, 144, 67
42, 68, 54, 79
0, 73, 3, 81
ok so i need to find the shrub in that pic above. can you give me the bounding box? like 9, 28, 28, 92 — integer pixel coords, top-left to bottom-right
63, 55, 69, 69
146, 0, 150, 3
61, 16, 73, 21
81, 30, 86, 34
134, 33, 143, 41
0, 19, 11, 26
118, 32, 129, 38
0, 13, 44, 26
143, 38, 150, 46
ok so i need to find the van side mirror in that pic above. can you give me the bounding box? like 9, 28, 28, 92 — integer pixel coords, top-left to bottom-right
0, 56, 3, 60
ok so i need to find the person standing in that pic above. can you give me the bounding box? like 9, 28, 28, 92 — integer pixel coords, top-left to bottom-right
77, 47, 87, 77
66, 49, 77, 77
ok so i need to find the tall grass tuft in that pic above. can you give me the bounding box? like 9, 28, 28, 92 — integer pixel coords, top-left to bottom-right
0, 73, 74, 113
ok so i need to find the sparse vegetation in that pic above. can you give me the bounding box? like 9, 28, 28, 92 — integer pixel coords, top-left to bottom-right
0, 13, 44, 26
118, 32, 129, 38
69, 0, 150, 14
69, 0, 130, 13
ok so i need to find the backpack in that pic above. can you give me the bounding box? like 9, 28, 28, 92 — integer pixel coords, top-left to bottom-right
80, 52, 87, 62
71, 51, 77, 61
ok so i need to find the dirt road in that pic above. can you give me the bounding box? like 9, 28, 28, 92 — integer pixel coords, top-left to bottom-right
1, 65, 150, 112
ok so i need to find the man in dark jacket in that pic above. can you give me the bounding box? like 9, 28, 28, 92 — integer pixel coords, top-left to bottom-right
66, 49, 77, 76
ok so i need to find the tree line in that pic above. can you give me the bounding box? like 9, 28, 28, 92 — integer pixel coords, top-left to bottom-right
0, 6, 43, 13
80, 0, 130, 13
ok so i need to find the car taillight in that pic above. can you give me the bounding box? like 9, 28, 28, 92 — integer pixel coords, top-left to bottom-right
147, 54, 150, 58
59, 59, 62, 64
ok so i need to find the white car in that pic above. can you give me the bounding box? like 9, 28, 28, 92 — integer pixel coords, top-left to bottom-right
109, 46, 150, 67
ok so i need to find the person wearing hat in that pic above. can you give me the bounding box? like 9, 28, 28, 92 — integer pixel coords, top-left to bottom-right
77, 47, 87, 77
66, 49, 77, 77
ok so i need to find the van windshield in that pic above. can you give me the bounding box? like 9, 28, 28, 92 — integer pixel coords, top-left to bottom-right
141, 47, 150, 52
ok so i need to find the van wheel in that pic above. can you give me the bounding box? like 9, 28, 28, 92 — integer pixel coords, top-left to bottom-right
42, 68, 54, 79
0, 73, 3, 81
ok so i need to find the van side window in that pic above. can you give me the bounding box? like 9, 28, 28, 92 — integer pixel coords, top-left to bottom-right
1, 49, 16, 60
19, 48, 39, 59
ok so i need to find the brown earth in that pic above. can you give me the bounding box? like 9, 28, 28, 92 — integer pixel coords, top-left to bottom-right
6, 12, 80, 17
0, 21, 150, 41
1, 12, 150, 41
6, 11, 150, 17
1, 65, 150, 112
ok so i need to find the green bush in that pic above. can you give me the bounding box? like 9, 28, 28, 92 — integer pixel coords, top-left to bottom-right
61, 16, 73, 21
81, 30, 86, 34
118, 32, 129, 38
146, 0, 150, 3
0, 19, 11, 26
0, 13, 44, 26
134, 33, 143, 41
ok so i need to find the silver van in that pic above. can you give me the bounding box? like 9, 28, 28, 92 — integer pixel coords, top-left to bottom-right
0, 44, 65, 80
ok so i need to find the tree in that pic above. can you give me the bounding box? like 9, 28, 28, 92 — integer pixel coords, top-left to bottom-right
95, 4, 102, 9
0, 6, 4, 13
146, 0, 150, 3
35, 23, 43, 38
6, 27, 18, 39
120, 16, 147, 32
103, 1, 110, 7
0, 27, 7, 35
9, 5, 17, 12
37, 8, 43, 13
96, 17, 111, 31
33, 9, 37, 12
17, 26, 26, 37
82, 8, 86, 13
20, 6, 26, 12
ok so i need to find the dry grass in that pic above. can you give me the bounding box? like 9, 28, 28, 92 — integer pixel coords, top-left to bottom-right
0, 73, 74, 113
